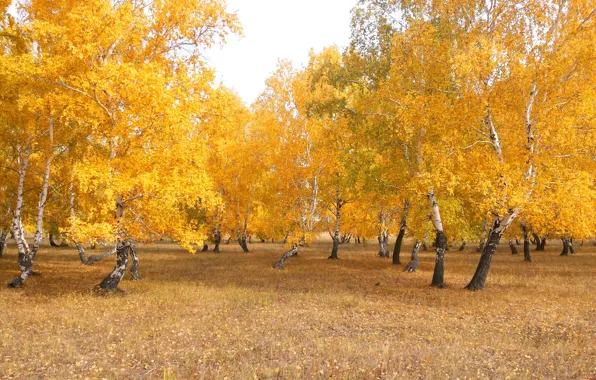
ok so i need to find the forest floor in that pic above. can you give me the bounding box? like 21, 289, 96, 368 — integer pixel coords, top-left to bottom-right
0, 240, 595, 379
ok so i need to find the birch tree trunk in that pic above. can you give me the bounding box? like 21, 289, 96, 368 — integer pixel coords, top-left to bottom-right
465, 211, 518, 291
272, 244, 300, 270
97, 195, 138, 290
404, 240, 421, 273
30, 151, 52, 262
8, 150, 32, 288
392, 200, 409, 265
569, 239, 575, 254
428, 191, 447, 287
328, 191, 343, 260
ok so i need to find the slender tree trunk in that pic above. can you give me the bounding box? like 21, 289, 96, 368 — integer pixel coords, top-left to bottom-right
560, 238, 569, 256
201, 243, 209, 252
516, 239, 521, 245
392, 200, 409, 265
226, 236, 232, 244
0, 230, 7, 257
509, 239, 518, 255
428, 191, 447, 287
213, 226, 221, 253
329, 192, 343, 260
129, 244, 140, 280
404, 240, 421, 273
459, 240, 466, 251
272, 244, 300, 270
522, 225, 532, 262
8, 151, 32, 288
465, 211, 518, 291
377, 230, 389, 257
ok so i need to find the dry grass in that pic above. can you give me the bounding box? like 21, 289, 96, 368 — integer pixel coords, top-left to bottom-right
0, 240, 595, 379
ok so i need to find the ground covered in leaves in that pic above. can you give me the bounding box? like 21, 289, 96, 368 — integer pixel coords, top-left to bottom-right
0, 240, 595, 379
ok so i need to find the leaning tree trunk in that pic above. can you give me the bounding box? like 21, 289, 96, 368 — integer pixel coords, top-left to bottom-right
560, 238, 569, 256
329, 192, 343, 260
49, 233, 60, 247
509, 239, 518, 255
404, 240, 421, 273
569, 239, 575, 254
238, 238, 249, 252
465, 211, 518, 291
522, 225, 532, 262
98, 241, 131, 290
428, 191, 447, 287
272, 244, 300, 270
392, 201, 409, 265
213, 226, 221, 253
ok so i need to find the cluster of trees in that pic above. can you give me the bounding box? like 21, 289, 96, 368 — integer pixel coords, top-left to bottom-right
1, 0, 595, 291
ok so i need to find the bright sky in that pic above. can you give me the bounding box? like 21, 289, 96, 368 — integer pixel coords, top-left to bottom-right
205, 0, 355, 106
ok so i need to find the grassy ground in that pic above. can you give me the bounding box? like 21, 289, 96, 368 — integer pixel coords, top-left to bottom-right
0, 240, 595, 379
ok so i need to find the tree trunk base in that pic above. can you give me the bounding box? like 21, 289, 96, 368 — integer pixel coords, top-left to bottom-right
403, 260, 418, 273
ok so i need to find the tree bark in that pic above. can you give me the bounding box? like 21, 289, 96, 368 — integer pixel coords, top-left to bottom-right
404, 240, 421, 273
201, 243, 209, 252
560, 238, 569, 256
8, 151, 32, 288
0, 230, 7, 257
569, 239, 575, 254
392, 200, 409, 265
465, 211, 518, 291
329, 191, 343, 260
522, 225, 532, 262
213, 226, 221, 253
538, 238, 547, 251
238, 238, 249, 252
532, 233, 541, 251
428, 191, 447, 287
49, 233, 60, 247
272, 244, 300, 270
459, 240, 466, 251
509, 239, 518, 255
129, 244, 140, 280
98, 241, 131, 290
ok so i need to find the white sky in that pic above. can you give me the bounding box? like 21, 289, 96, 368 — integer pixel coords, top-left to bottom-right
205, 0, 355, 106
